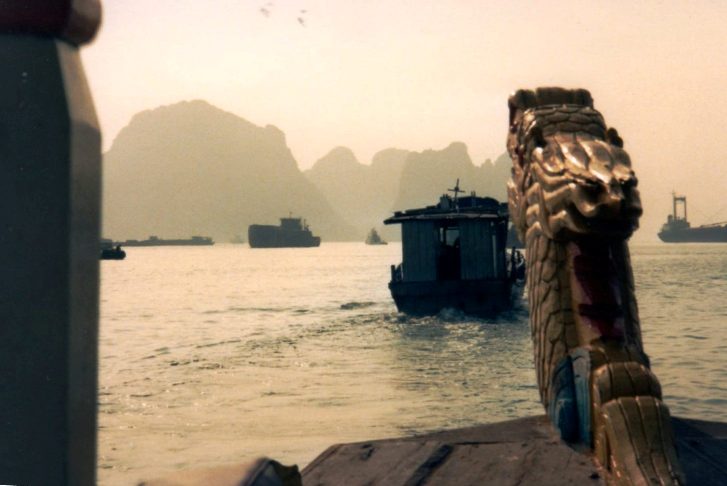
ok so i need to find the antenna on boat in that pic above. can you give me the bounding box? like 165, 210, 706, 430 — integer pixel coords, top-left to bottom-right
448, 179, 464, 210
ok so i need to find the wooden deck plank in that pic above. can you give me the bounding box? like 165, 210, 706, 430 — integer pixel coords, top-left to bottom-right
302, 415, 727, 485
303, 440, 446, 486
424, 441, 601, 485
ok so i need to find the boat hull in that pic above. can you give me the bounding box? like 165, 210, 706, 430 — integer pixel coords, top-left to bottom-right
248, 224, 321, 248
100, 249, 126, 260
658, 226, 727, 243
118, 237, 214, 246
389, 279, 513, 317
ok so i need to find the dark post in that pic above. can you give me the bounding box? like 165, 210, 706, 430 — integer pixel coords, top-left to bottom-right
0, 2, 102, 484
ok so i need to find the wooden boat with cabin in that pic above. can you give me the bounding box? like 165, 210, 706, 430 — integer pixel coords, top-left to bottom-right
384, 181, 519, 316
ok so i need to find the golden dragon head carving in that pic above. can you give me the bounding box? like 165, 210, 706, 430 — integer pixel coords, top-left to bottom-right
505, 88, 685, 485
506, 87, 642, 243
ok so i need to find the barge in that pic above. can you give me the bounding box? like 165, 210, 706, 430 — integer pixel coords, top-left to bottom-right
248, 216, 321, 248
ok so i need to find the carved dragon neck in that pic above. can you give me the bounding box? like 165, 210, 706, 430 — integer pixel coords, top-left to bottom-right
507, 88, 684, 485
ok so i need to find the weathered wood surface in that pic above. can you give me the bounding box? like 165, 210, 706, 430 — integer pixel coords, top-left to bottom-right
302, 415, 727, 485
671, 417, 727, 485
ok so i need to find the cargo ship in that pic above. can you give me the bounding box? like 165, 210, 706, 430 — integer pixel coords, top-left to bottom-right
658, 193, 727, 243
248, 216, 321, 248
384, 181, 523, 316
114, 235, 214, 247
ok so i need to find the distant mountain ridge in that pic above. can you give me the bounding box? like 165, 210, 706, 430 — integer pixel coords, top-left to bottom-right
394, 142, 511, 211
305, 142, 512, 241
304, 147, 410, 240
103, 100, 356, 241
103, 100, 513, 242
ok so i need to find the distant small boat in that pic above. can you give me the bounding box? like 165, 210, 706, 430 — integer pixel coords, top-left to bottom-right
115, 235, 214, 247
100, 239, 126, 260
365, 228, 387, 245
230, 234, 245, 244
248, 216, 321, 248
101, 246, 126, 260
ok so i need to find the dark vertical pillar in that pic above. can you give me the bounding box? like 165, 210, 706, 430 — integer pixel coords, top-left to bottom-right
0, 2, 102, 485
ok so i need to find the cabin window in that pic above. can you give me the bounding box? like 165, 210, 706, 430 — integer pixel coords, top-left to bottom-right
439, 226, 460, 247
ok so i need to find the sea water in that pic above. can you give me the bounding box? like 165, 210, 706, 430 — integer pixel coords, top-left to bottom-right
98, 243, 727, 485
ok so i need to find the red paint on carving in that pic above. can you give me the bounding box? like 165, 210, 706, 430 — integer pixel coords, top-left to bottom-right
569, 241, 625, 340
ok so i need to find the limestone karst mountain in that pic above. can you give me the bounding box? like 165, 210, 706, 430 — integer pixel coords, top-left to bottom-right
304, 147, 410, 240
303, 143, 512, 241
104, 100, 512, 243
103, 100, 356, 242
393, 142, 511, 211
370, 148, 413, 205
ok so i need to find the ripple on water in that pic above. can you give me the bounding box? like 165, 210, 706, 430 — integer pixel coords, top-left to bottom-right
195, 339, 241, 349
97, 243, 727, 485
340, 301, 376, 310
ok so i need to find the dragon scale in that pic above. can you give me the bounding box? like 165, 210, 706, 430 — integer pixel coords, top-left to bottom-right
507, 88, 684, 484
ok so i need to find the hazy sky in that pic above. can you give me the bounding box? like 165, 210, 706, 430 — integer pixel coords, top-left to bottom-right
83, 0, 727, 240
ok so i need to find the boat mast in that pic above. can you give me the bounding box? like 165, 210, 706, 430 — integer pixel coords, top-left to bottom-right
448, 179, 465, 211
672, 191, 687, 222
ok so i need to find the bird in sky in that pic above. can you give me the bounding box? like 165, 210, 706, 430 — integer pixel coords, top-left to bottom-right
259, 2, 273, 17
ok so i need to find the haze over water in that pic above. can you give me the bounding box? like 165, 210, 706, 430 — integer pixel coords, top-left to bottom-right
84, 1, 727, 240
98, 242, 727, 485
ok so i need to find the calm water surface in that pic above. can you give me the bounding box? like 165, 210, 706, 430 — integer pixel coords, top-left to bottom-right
98, 243, 727, 485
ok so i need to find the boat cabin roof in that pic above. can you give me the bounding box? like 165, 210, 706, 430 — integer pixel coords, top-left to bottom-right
384, 195, 507, 225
